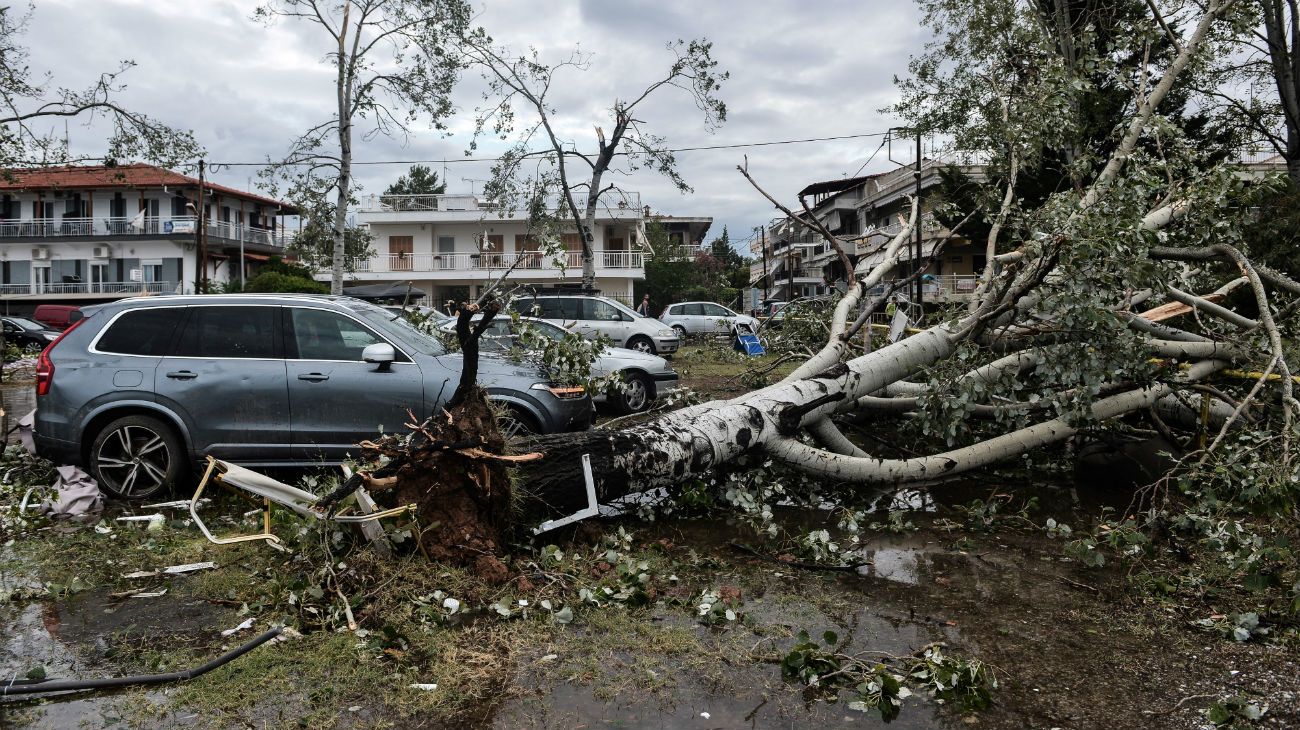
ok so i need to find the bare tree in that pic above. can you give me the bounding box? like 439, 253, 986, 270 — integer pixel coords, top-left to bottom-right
254, 0, 471, 294
0, 4, 201, 169
461, 34, 728, 291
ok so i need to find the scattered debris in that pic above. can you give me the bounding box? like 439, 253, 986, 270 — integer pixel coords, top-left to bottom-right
220, 618, 255, 637
131, 588, 168, 599
162, 562, 216, 575
409, 683, 438, 691
121, 570, 160, 580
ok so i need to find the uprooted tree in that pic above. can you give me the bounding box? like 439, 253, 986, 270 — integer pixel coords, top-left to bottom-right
510, 0, 1298, 513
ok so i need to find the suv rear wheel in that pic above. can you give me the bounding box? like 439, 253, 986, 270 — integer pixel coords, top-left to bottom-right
91, 415, 185, 499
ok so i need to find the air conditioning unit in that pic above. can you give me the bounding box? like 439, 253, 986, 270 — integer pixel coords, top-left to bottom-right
92, 245, 112, 259
31, 247, 50, 261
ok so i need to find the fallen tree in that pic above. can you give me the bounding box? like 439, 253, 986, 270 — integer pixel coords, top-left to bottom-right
515, 0, 1298, 514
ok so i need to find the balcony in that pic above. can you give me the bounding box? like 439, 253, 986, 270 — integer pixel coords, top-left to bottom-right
866, 274, 981, 301
0, 280, 177, 296
0, 216, 291, 247
352, 249, 644, 275
358, 191, 643, 217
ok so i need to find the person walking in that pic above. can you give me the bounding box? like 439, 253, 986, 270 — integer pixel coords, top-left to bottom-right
636, 294, 651, 317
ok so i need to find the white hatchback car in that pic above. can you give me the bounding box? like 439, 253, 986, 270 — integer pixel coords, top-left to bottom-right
659, 301, 758, 339
509, 295, 680, 355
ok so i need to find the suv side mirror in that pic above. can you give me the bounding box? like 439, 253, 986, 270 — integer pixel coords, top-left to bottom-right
362, 342, 395, 371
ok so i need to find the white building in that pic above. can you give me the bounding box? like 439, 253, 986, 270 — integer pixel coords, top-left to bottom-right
0, 164, 296, 303
347, 191, 650, 306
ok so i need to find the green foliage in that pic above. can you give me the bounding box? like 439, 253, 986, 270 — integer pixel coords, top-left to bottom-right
1206, 695, 1266, 727
228, 256, 330, 294
781, 632, 996, 722
384, 164, 447, 196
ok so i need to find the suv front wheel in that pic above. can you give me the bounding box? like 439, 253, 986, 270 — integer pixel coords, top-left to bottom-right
90, 415, 185, 499
626, 335, 655, 354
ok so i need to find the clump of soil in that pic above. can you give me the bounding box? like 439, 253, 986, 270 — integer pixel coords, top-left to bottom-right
363, 386, 515, 584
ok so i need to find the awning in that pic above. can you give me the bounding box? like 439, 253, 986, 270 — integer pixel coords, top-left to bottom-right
342, 282, 427, 300
243, 252, 271, 261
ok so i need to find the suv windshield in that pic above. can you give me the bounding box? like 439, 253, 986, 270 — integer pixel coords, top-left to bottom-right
349, 303, 447, 355
607, 299, 644, 319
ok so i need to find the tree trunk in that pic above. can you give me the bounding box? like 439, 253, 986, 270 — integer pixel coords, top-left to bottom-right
331, 5, 352, 296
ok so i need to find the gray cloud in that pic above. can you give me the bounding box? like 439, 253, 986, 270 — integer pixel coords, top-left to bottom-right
20, 0, 926, 249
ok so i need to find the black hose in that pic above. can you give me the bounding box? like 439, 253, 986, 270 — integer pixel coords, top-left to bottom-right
1, 626, 283, 697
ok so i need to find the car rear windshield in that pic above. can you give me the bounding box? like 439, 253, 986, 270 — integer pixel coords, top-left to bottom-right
95, 307, 186, 356
5, 317, 43, 330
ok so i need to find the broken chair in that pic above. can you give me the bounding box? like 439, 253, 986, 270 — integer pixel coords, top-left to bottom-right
189, 456, 415, 546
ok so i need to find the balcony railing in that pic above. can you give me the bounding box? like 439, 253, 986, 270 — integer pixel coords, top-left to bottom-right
361, 190, 643, 216
0, 216, 291, 247
866, 274, 981, 299
355, 249, 644, 274
0, 280, 177, 296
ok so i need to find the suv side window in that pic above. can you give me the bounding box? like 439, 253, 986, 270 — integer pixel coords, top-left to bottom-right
702, 303, 729, 317
682, 303, 704, 316
287, 307, 398, 361
173, 306, 278, 359
96, 307, 185, 356
584, 299, 623, 322
667, 305, 682, 316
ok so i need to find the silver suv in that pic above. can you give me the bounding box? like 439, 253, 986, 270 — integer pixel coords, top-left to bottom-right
510, 295, 680, 355
34, 295, 592, 499
659, 301, 758, 339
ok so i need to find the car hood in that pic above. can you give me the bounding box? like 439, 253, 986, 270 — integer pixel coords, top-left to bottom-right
435, 351, 546, 383
596, 346, 670, 374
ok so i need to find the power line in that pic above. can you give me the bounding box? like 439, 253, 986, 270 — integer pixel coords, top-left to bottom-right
848, 135, 890, 178
207, 131, 892, 168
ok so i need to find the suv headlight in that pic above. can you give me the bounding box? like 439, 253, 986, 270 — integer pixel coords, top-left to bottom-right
530, 382, 586, 399
657, 329, 676, 338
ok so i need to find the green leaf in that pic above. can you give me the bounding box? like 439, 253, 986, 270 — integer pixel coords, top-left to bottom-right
822, 630, 839, 646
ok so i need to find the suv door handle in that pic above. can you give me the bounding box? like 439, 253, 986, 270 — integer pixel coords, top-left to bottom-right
297, 373, 329, 382
165, 370, 198, 380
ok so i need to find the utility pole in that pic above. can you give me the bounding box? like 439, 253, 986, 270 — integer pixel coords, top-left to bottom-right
786, 228, 794, 301
196, 159, 208, 293
759, 226, 768, 302
914, 133, 923, 308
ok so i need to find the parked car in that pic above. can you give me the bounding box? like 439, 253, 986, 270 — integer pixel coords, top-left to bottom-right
440, 316, 678, 414
33, 294, 591, 499
659, 301, 758, 339
382, 304, 452, 326
509, 294, 680, 355
32, 304, 82, 331
1, 316, 61, 352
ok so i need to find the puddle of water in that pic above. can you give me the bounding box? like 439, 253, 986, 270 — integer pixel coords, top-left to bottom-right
494, 662, 953, 730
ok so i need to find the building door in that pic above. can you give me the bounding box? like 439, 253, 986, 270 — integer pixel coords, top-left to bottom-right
605, 236, 625, 268
515, 235, 540, 268
562, 233, 583, 269
90, 263, 106, 293
32, 265, 49, 294
389, 235, 413, 271
437, 235, 456, 270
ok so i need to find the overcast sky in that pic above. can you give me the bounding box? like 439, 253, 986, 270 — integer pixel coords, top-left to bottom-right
22, 0, 928, 253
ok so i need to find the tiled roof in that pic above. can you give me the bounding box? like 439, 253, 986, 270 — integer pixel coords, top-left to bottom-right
0, 164, 297, 213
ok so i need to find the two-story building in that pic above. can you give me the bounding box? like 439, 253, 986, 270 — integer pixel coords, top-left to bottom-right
749, 158, 986, 306
0, 164, 296, 307
348, 191, 652, 306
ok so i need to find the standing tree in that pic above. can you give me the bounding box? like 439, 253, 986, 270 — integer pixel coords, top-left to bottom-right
461, 33, 728, 291
0, 5, 200, 169
384, 163, 447, 196
254, 0, 471, 294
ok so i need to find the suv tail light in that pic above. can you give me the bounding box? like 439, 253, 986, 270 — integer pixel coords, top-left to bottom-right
36, 317, 86, 397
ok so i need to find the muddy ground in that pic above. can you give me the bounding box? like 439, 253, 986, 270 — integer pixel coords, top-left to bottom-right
3, 494, 1297, 729
1, 345, 1297, 728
